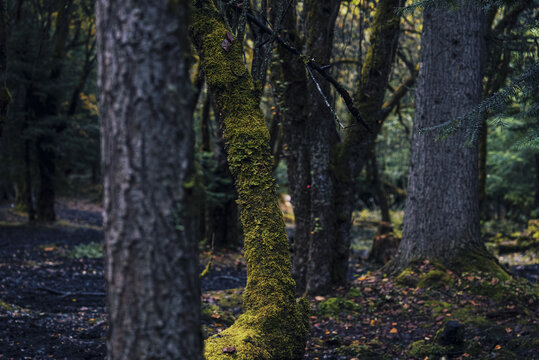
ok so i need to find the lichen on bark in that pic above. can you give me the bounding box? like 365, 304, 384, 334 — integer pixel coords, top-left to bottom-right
190, 1, 309, 358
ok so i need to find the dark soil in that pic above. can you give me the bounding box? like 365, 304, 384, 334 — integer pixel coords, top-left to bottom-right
0, 204, 537, 359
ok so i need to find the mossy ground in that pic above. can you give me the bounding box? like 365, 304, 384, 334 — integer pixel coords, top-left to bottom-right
201, 249, 537, 359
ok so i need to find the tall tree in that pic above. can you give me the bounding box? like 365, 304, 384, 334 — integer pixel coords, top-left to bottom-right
0, 0, 8, 137
97, 0, 201, 358
389, 1, 497, 271
279, 0, 404, 294
191, 0, 309, 358
302, 0, 341, 295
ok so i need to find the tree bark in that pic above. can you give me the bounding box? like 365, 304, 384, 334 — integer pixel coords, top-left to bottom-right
191, 1, 309, 358
331, 0, 403, 285
390, 1, 487, 271
97, 1, 201, 359
302, 0, 342, 295
0, 0, 9, 138
277, 1, 312, 295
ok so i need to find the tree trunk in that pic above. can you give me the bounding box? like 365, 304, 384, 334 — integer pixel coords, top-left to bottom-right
0, 0, 9, 137
191, 1, 309, 358
97, 1, 201, 359
368, 147, 391, 226
36, 140, 56, 222
302, 0, 342, 296
277, 1, 311, 295
331, 0, 403, 285
389, 1, 490, 271
367, 146, 398, 265
208, 143, 239, 248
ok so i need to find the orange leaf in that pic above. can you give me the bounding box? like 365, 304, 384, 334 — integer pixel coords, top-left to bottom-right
390, 328, 398, 334
495, 344, 502, 350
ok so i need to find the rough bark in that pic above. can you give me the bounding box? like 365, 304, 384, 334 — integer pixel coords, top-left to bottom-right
277, 1, 312, 295
302, 0, 342, 295
191, 0, 309, 358
389, 1, 488, 271
331, 0, 403, 285
97, 1, 202, 359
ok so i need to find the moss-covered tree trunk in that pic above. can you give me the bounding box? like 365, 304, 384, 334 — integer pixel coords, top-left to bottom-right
191, 1, 309, 358
97, 0, 202, 358
389, 1, 496, 272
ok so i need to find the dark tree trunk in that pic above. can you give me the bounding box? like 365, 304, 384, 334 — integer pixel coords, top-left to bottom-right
390, 1, 486, 271
209, 137, 239, 248
36, 141, 56, 222
24, 141, 35, 221
368, 148, 391, 226
97, 1, 202, 358
331, 0, 403, 285
302, 0, 342, 295
0, 0, 9, 137
277, 1, 312, 294
367, 146, 398, 265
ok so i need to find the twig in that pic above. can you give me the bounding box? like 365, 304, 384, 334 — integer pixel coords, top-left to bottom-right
305, 63, 348, 130
242, 9, 372, 133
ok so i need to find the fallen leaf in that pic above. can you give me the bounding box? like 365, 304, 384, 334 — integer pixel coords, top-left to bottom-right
390, 328, 398, 334
222, 346, 236, 353
494, 344, 501, 350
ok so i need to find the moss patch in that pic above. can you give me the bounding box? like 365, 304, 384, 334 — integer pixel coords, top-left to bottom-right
417, 269, 454, 289
407, 340, 449, 358
318, 297, 360, 317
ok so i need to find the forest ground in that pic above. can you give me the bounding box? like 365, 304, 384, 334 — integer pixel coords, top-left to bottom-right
0, 201, 537, 359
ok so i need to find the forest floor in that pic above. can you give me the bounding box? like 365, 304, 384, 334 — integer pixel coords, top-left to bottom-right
0, 201, 537, 359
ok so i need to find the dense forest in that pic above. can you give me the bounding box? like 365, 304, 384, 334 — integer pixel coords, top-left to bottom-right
0, 0, 538, 359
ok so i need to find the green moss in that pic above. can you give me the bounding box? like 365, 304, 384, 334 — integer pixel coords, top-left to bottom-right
0, 299, 28, 313
318, 297, 359, 317
417, 269, 454, 289
395, 267, 418, 287
192, 1, 309, 358
451, 250, 510, 281
508, 337, 539, 350
425, 300, 490, 327
347, 287, 363, 298
407, 340, 449, 358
